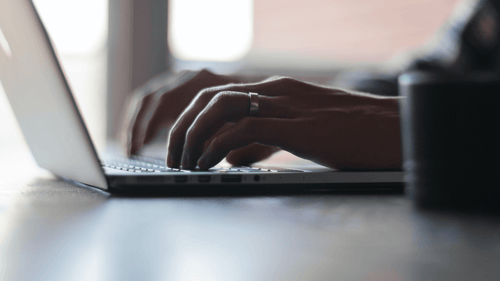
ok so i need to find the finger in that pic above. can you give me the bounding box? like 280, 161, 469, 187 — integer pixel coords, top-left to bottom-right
178, 91, 249, 168
226, 144, 280, 166
142, 71, 234, 146
127, 92, 159, 155
125, 70, 200, 155
139, 85, 181, 147
180, 92, 295, 169
140, 98, 177, 146
197, 117, 292, 169
166, 78, 299, 167
129, 91, 174, 155
124, 74, 177, 154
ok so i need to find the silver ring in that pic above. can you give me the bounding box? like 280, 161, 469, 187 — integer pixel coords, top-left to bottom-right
249, 92, 259, 117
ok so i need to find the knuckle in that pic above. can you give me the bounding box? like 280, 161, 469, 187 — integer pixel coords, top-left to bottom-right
170, 118, 181, 132
168, 122, 183, 141
134, 93, 157, 114
275, 77, 300, 87
274, 76, 297, 85
198, 87, 218, 103
266, 76, 289, 83
215, 91, 232, 99
212, 92, 243, 119
260, 77, 300, 93
157, 86, 173, 100
185, 125, 194, 140
169, 124, 179, 137
211, 91, 234, 107
263, 75, 284, 82
137, 92, 154, 106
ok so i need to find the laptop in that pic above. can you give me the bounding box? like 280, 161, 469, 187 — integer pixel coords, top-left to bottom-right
0, 0, 403, 195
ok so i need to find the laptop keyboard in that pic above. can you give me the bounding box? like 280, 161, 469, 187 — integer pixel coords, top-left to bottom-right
101, 155, 295, 174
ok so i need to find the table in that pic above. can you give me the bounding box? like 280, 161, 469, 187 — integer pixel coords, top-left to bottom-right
1, 144, 499, 281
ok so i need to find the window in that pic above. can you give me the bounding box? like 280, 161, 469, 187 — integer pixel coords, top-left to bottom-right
169, 0, 253, 62
169, 0, 462, 71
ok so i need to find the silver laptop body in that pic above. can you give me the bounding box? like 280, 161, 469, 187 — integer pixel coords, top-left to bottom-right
0, 0, 403, 194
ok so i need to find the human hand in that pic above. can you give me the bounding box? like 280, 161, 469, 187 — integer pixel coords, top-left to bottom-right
167, 77, 402, 170
122, 69, 279, 165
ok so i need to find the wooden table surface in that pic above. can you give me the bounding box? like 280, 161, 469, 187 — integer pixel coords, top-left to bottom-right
1, 144, 499, 281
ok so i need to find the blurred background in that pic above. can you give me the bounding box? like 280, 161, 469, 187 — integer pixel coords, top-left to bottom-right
0, 0, 461, 151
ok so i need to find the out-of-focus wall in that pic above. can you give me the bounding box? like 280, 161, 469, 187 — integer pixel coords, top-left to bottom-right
251, 0, 462, 63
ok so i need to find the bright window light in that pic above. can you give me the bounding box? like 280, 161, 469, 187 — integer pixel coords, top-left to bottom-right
169, 0, 253, 62
32, 0, 108, 56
